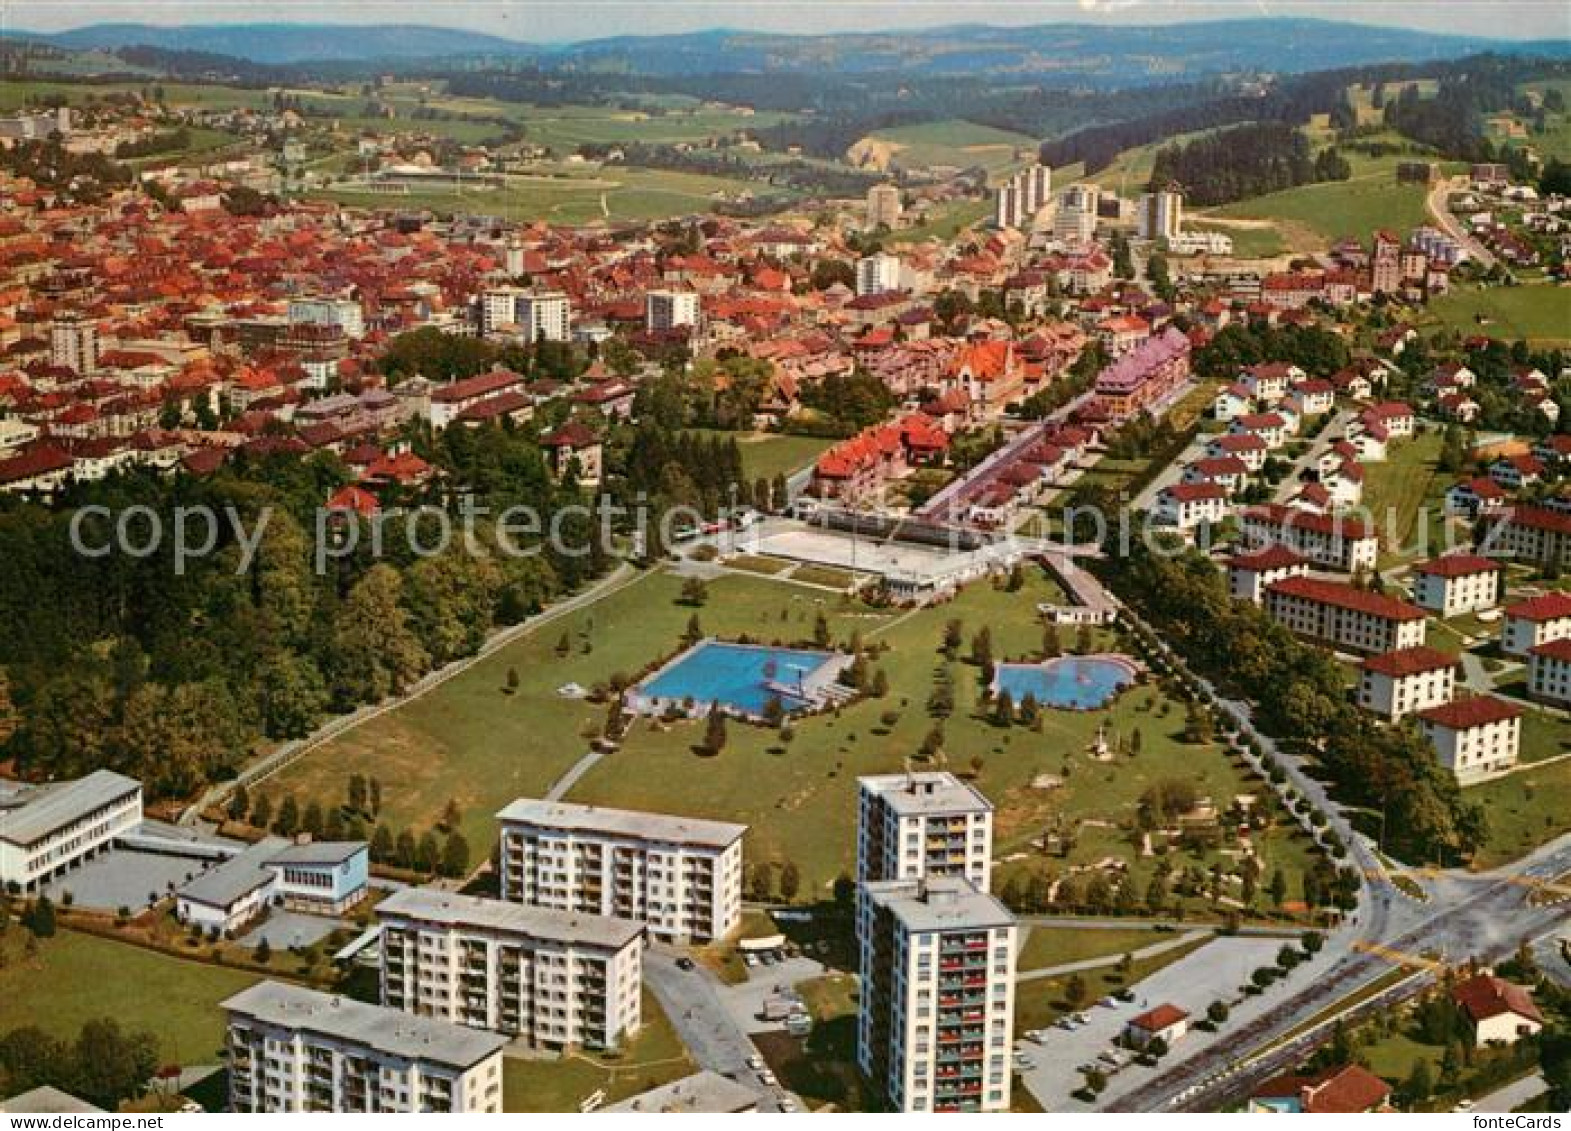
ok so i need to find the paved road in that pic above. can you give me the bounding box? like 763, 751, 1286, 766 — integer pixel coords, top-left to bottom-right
1472, 1073, 1548, 1114
643, 948, 786, 1113
544, 748, 606, 802
1426, 175, 1496, 269
1271, 409, 1354, 504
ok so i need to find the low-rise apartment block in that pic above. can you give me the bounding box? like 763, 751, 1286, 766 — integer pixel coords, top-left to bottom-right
1358, 646, 1457, 719
1226, 545, 1310, 604
378, 886, 644, 1051
1528, 637, 1571, 705
1418, 696, 1522, 783
224, 980, 507, 1113
1501, 592, 1571, 657
1264, 576, 1427, 655
497, 799, 745, 944
0, 770, 142, 892
1410, 554, 1501, 617
857, 877, 1016, 1113
1240, 505, 1379, 572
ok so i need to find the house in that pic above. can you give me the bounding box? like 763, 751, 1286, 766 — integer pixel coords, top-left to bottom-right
1212, 383, 1253, 422
1358, 646, 1457, 720
1418, 696, 1522, 783
1205, 432, 1268, 472
1238, 362, 1302, 403
1226, 545, 1310, 604
540, 422, 603, 485
1182, 456, 1249, 496
1490, 453, 1545, 491
1286, 379, 1335, 418
176, 836, 370, 935
1231, 412, 1290, 450
1410, 554, 1501, 617
1248, 1065, 1392, 1114
1124, 1004, 1189, 1050
1153, 481, 1227, 530
1527, 637, 1571, 705
1451, 973, 1544, 1046
1501, 592, 1571, 657
1264, 576, 1426, 654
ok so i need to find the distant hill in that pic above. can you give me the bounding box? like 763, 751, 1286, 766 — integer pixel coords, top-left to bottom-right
8, 18, 1569, 76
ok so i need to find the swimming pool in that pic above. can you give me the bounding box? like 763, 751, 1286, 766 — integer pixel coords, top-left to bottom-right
632, 640, 843, 717
992, 656, 1136, 711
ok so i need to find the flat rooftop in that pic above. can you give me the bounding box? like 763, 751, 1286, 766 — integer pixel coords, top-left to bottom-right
601, 1070, 760, 1113
378, 886, 643, 951
864, 876, 1015, 933
177, 836, 289, 910
0, 769, 140, 848
223, 980, 506, 1070
859, 772, 993, 817
496, 798, 746, 850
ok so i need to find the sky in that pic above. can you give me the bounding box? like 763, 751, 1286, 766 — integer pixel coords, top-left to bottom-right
5, 0, 1570, 43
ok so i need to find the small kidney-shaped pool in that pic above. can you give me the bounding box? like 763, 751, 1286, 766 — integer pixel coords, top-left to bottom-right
992, 655, 1137, 711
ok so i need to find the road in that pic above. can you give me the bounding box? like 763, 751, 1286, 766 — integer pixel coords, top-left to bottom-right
643, 948, 787, 1113
1426, 175, 1496, 269
1472, 1073, 1548, 1114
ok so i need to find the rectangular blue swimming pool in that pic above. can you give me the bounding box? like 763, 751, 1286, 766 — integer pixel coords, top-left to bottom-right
636, 641, 838, 715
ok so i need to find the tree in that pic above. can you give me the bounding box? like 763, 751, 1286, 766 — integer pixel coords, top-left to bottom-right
250, 793, 273, 831
703, 706, 728, 754
441, 833, 470, 879
276, 795, 300, 836
506, 667, 521, 694
813, 612, 831, 648
680, 578, 709, 607
1065, 973, 1090, 1009
25, 896, 55, 938
1401, 1058, 1434, 1106
371, 824, 394, 862
71, 1018, 158, 1109
779, 861, 801, 901
993, 689, 1015, 727
254, 937, 272, 965
1207, 1001, 1229, 1025
324, 565, 430, 709
1269, 869, 1289, 907
228, 782, 250, 822
348, 774, 367, 815
415, 830, 440, 874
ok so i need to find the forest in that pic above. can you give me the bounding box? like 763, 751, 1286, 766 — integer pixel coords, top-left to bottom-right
1146, 122, 1350, 206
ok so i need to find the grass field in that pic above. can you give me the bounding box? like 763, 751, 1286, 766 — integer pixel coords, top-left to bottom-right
1017, 925, 1165, 972
1419, 283, 1571, 347
686, 430, 833, 484
1465, 756, 1571, 869
1207, 173, 1430, 251
502, 991, 693, 1113
1358, 429, 1452, 567
0, 928, 258, 1065
890, 198, 993, 245
868, 119, 1037, 177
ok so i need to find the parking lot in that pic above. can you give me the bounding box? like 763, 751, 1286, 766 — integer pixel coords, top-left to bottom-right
716, 952, 826, 1036
1015, 935, 1309, 1110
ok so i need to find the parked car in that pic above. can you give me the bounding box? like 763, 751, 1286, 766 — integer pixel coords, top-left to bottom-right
675, 956, 695, 971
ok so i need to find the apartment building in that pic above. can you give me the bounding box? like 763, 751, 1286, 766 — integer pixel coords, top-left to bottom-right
857, 877, 1017, 1113
1153, 481, 1227, 530
50, 312, 98, 375
1501, 592, 1571, 657
1264, 576, 1427, 655
287, 296, 365, 340
1239, 504, 1379, 572
645, 289, 700, 333
1528, 637, 1571, 705
480, 287, 571, 342
856, 253, 903, 297
1411, 554, 1501, 617
866, 183, 903, 230
378, 887, 644, 1051
1226, 545, 1310, 604
1418, 696, 1522, 783
224, 981, 506, 1113
1138, 189, 1183, 243
1490, 505, 1571, 567
1358, 646, 1457, 720
0, 769, 142, 892
856, 773, 993, 891
496, 799, 745, 944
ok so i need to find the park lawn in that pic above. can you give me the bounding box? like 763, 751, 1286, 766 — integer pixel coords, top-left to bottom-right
1518, 707, 1570, 765
724, 554, 793, 577
266, 567, 894, 861
1464, 756, 1571, 869
1187, 220, 1287, 259
0, 928, 259, 1065
1017, 925, 1163, 972
1012, 935, 1212, 1036
790, 565, 859, 590
502, 991, 692, 1113
686, 429, 833, 484
1358, 430, 1449, 567
1419, 284, 1571, 347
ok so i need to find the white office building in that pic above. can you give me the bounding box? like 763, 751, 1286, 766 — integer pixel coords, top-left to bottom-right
857, 877, 1017, 1113
0, 770, 141, 892
378, 886, 644, 1051
224, 981, 506, 1113
481, 287, 571, 342
645, 289, 700, 333
856, 773, 993, 890
856, 253, 904, 298
497, 799, 745, 944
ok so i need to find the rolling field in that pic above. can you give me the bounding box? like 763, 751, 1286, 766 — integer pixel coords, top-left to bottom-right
1206, 173, 1430, 251
686, 430, 833, 484
868, 119, 1038, 176
1419, 283, 1571, 346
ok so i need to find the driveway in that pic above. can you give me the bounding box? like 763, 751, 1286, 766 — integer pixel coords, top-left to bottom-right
643, 947, 788, 1112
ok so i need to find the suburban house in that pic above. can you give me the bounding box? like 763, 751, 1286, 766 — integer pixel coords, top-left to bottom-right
1358, 646, 1457, 720
540, 422, 604, 485
1410, 554, 1501, 617
1451, 973, 1544, 1047
1264, 577, 1427, 655
1123, 1004, 1189, 1050
1417, 697, 1522, 783
1445, 477, 1508, 519
1248, 1065, 1392, 1114
1501, 592, 1571, 657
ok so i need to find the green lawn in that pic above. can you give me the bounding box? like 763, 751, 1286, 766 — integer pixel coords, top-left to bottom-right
502, 991, 693, 1113
1017, 925, 1164, 971
890, 199, 992, 245
1358, 430, 1451, 567
0, 928, 259, 1065
686, 429, 833, 484
1207, 172, 1429, 251
1419, 284, 1571, 347
1465, 756, 1571, 869
1186, 220, 1287, 259
869, 119, 1037, 177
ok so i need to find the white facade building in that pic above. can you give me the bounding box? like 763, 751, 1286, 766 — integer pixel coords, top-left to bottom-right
856, 773, 993, 891
1418, 696, 1522, 783
645, 289, 700, 333
378, 886, 644, 1051
856, 253, 904, 298
481, 287, 571, 342
1138, 190, 1183, 243
1411, 555, 1501, 617
287, 296, 366, 340
1358, 647, 1457, 720
0, 770, 142, 892
497, 799, 745, 944
224, 981, 506, 1113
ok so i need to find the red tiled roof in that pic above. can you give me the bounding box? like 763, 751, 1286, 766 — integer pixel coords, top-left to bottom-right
1267, 576, 1426, 622
1128, 1003, 1188, 1032
1227, 544, 1308, 572
542, 422, 599, 449
1506, 591, 1571, 623
1414, 554, 1501, 578
1418, 695, 1522, 730
1506, 505, 1571, 537
1254, 1065, 1391, 1114
1451, 973, 1543, 1025
1361, 646, 1457, 678
1530, 637, 1571, 663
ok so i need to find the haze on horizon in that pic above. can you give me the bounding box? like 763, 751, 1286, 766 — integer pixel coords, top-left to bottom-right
6, 0, 1570, 45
